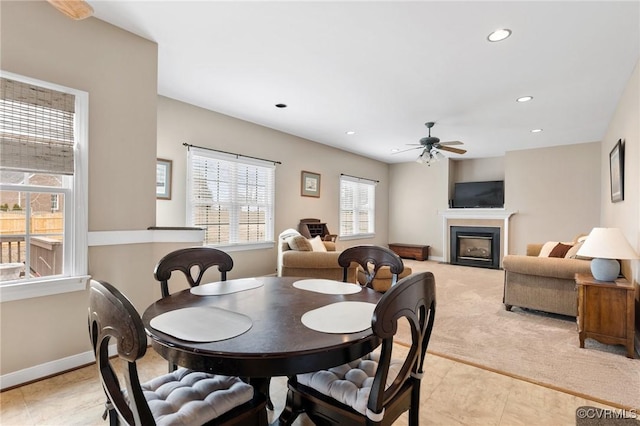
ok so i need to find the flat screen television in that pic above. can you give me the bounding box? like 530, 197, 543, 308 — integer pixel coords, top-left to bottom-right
452, 180, 504, 208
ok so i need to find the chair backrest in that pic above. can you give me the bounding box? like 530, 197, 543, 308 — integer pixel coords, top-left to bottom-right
368, 271, 436, 416
88, 279, 155, 425
154, 247, 234, 297
338, 245, 404, 288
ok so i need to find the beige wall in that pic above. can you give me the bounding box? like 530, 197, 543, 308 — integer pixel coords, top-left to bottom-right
1, 1, 389, 378
2, 0, 638, 383
505, 142, 602, 254
156, 96, 390, 278
389, 143, 601, 259
598, 60, 639, 330
1, 1, 159, 375
388, 160, 450, 259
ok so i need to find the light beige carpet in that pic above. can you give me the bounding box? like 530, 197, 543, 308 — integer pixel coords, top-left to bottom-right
395, 260, 640, 410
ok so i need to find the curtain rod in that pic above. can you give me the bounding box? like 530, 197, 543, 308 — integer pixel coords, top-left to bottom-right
340, 173, 379, 183
183, 143, 282, 165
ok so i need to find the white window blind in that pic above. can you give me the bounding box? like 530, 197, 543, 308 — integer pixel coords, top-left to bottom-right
340, 175, 376, 238
0, 78, 75, 175
187, 147, 275, 247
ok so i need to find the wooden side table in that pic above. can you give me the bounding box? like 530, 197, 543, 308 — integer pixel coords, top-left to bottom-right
575, 273, 636, 358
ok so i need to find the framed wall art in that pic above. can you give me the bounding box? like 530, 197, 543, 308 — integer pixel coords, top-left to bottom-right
156, 158, 172, 200
301, 170, 321, 198
609, 139, 624, 203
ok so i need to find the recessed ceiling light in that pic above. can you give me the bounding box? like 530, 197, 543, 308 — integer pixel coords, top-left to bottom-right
531, 128, 543, 133
517, 96, 533, 103
275, 103, 287, 108
487, 29, 512, 42
345, 131, 356, 135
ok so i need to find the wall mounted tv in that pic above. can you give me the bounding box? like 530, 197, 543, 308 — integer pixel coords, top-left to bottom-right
452, 180, 504, 208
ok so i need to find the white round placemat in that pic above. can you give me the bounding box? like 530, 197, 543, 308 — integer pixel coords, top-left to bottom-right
293, 279, 362, 295
150, 306, 252, 342
301, 301, 376, 334
191, 278, 263, 296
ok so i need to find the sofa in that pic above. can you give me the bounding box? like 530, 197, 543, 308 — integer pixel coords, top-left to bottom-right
277, 230, 412, 290
277, 229, 357, 282
502, 236, 592, 317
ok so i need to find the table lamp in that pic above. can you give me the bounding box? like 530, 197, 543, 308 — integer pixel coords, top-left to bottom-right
576, 227, 639, 281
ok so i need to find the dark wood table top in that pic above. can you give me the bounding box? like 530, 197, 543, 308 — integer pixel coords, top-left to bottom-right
142, 276, 383, 378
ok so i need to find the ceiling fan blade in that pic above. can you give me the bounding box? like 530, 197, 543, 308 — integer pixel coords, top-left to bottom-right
392, 146, 423, 154
437, 140, 464, 146
47, 0, 94, 20
438, 146, 467, 155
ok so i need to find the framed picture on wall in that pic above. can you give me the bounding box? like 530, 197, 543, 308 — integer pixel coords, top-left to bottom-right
156, 158, 172, 200
609, 139, 624, 203
301, 171, 321, 198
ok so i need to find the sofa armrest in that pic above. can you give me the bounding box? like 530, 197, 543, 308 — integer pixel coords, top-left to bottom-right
503, 255, 591, 280
322, 241, 336, 252
526, 244, 543, 256
281, 251, 342, 269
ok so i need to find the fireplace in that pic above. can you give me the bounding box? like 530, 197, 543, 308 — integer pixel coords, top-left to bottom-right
450, 226, 500, 269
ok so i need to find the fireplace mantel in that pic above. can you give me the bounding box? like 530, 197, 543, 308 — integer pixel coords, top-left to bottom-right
439, 208, 517, 220
438, 209, 517, 265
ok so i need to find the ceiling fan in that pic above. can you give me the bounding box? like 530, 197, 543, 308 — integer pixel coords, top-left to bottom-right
396, 122, 467, 164
47, 0, 94, 20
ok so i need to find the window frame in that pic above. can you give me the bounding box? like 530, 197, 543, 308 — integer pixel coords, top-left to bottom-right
339, 175, 376, 240
186, 147, 275, 251
0, 71, 89, 303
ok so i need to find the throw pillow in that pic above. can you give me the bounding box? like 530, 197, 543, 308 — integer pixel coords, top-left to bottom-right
549, 242, 573, 258
286, 235, 312, 251
538, 241, 560, 257
565, 241, 583, 259
309, 236, 327, 252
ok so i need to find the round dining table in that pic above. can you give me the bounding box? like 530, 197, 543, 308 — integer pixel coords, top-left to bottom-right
142, 276, 383, 413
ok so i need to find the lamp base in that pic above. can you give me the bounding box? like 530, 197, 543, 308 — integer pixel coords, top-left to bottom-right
590, 258, 620, 282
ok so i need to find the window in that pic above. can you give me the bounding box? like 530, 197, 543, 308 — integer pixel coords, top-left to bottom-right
339, 175, 376, 239
187, 147, 275, 249
0, 72, 88, 302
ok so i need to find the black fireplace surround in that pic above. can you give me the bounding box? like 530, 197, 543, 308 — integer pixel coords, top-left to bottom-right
450, 226, 501, 269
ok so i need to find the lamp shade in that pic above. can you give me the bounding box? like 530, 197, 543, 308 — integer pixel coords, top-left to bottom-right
577, 228, 639, 260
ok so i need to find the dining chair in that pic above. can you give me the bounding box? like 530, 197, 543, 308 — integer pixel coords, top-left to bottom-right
338, 245, 405, 289
153, 247, 274, 410
281, 271, 436, 426
88, 279, 267, 426
154, 247, 234, 298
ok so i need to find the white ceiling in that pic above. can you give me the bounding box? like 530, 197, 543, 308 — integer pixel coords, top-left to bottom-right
88, 1, 640, 164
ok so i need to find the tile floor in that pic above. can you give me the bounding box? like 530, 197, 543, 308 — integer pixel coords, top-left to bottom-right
0, 344, 618, 425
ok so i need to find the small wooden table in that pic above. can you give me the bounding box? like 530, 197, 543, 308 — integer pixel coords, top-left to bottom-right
575, 273, 636, 358
388, 243, 430, 261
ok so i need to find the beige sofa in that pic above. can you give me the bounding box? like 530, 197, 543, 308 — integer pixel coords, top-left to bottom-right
277, 229, 357, 282
502, 238, 591, 317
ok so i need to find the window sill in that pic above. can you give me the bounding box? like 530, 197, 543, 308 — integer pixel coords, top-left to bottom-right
0, 275, 90, 303
338, 234, 375, 241
208, 241, 275, 252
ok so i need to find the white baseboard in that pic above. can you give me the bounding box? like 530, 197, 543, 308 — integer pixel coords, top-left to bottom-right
0, 344, 117, 390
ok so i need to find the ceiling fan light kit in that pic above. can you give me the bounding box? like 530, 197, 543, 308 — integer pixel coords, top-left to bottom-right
397, 121, 467, 165
47, 0, 94, 20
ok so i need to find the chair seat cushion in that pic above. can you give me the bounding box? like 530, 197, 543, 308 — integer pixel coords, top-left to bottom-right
141, 368, 254, 426
296, 351, 403, 416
